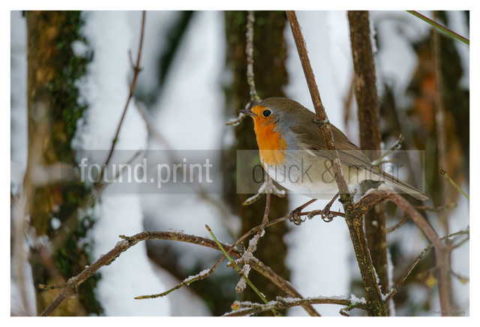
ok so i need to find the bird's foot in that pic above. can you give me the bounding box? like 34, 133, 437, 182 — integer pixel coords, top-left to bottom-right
306, 193, 340, 222
288, 199, 317, 225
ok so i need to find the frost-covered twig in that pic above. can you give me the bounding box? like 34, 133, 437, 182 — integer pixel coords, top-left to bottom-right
41, 224, 320, 317
135, 267, 214, 300
135, 210, 329, 314
245, 11, 260, 102
235, 191, 270, 293
40, 230, 233, 316
205, 225, 278, 316
225, 11, 259, 126
224, 296, 367, 316
96, 11, 147, 185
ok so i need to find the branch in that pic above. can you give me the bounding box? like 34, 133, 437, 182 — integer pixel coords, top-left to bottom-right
40, 231, 229, 316
225, 296, 368, 316
286, 11, 350, 199
40, 229, 319, 316
354, 190, 454, 315
246, 11, 260, 102
135, 205, 335, 316
225, 10, 259, 126
96, 11, 147, 184
206, 225, 278, 316
287, 10, 387, 316
348, 11, 389, 304
385, 228, 469, 302
407, 10, 469, 45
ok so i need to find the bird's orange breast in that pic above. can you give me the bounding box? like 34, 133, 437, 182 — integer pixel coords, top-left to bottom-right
253, 120, 287, 165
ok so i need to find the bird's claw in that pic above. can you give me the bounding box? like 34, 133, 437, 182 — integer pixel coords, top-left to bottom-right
288, 207, 306, 225
320, 210, 334, 222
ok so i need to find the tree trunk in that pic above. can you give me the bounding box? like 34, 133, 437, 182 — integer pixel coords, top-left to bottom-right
223, 11, 290, 311
348, 11, 389, 314
26, 11, 101, 316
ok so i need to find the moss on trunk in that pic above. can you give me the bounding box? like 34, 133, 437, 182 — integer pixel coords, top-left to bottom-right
26, 11, 102, 315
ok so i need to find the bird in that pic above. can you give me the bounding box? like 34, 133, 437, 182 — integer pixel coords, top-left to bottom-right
241, 97, 428, 202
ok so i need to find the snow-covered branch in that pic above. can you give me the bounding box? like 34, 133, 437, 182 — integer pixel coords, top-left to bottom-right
224, 296, 367, 316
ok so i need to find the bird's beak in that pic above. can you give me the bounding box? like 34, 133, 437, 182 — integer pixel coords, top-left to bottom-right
240, 108, 257, 117
240, 101, 258, 117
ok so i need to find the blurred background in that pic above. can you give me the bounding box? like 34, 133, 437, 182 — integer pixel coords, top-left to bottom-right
10, 10, 469, 316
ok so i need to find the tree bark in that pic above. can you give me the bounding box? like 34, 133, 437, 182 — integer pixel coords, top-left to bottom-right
26, 11, 101, 315
348, 11, 390, 307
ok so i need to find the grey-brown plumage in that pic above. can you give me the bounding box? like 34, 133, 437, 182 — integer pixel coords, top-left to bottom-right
255, 97, 428, 201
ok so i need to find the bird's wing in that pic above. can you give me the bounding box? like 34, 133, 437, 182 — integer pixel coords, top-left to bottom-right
290, 123, 377, 172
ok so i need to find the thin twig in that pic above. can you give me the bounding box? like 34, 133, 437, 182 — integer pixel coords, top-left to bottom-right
235, 191, 271, 293
386, 214, 409, 234
225, 11, 259, 126
354, 190, 453, 315
440, 168, 469, 200
432, 15, 455, 315
407, 10, 469, 45
96, 11, 147, 185
385, 228, 469, 302
134, 262, 220, 300
246, 11, 260, 102
450, 271, 469, 284
205, 225, 278, 316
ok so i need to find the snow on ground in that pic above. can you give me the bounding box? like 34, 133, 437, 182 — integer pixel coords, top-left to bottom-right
141, 11, 231, 271
284, 11, 353, 316
75, 11, 170, 315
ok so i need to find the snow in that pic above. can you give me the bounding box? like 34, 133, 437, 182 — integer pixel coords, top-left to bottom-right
284, 11, 352, 316
9, 9, 470, 317
129, 11, 178, 97
10, 11, 28, 193
74, 11, 170, 315
141, 11, 231, 270
371, 11, 430, 108
386, 248, 396, 315
10, 12, 36, 316
447, 11, 470, 88
349, 294, 366, 304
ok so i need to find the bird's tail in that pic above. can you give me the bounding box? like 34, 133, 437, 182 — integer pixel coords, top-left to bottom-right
380, 171, 429, 201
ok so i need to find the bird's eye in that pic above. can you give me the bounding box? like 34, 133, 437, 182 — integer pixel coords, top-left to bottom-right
262, 109, 272, 117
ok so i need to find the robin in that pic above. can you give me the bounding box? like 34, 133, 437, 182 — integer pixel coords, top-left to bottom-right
241, 97, 428, 202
